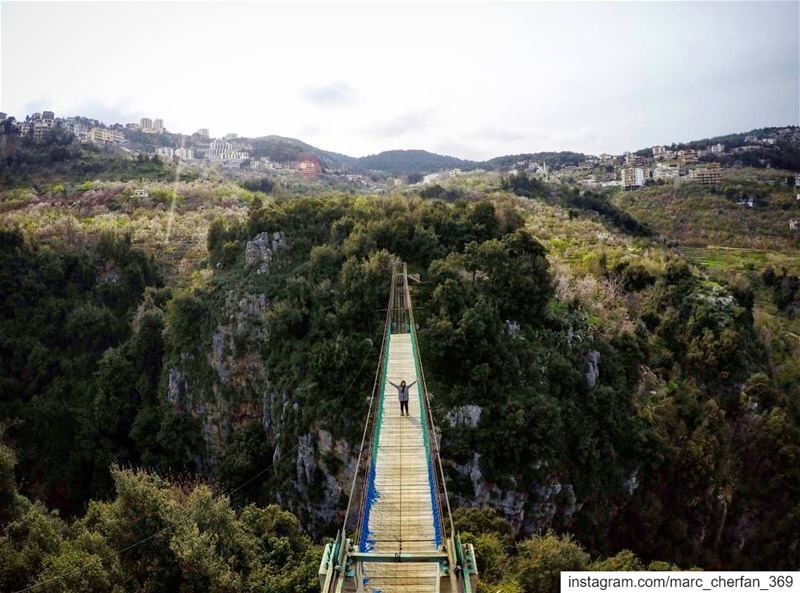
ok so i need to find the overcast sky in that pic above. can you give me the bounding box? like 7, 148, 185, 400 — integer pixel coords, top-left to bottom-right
2, 1, 798, 159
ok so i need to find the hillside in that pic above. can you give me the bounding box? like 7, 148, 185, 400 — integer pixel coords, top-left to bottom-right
486, 151, 588, 169
353, 149, 479, 174
1, 126, 800, 592
3, 159, 800, 574
246, 142, 479, 175
248, 135, 356, 169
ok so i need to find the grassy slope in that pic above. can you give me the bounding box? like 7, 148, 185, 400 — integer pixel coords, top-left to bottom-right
611, 167, 800, 387
1, 179, 255, 284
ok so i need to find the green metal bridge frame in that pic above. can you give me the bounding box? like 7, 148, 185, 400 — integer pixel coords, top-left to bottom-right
318, 263, 477, 593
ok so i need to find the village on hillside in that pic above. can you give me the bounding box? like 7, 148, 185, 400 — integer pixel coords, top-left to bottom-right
1, 111, 798, 197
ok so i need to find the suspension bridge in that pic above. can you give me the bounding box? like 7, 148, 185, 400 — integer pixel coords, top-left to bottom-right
318, 264, 477, 593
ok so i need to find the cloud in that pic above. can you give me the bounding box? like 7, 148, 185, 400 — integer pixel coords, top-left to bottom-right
367, 110, 436, 138
19, 98, 53, 116
302, 82, 354, 107
472, 127, 527, 143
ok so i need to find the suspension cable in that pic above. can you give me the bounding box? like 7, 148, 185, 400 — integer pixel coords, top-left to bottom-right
344, 263, 397, 540
404, 265, 456, 543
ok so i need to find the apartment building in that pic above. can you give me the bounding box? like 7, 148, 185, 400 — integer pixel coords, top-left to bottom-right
625, 154, 646, 167
174, 148, 194, 160
688, 162, 721, 185
88, 127, 125, 144
678, 149, 699, 165
207, 139, 248, 161
140, 117, 164, 134
653, 162, 680, 181
621, 166, 645, 190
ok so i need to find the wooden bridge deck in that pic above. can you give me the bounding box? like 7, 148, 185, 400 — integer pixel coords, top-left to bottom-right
359, 332, 440, 593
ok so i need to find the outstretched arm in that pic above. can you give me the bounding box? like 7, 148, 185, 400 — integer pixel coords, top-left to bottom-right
388, 381, 399, 389
408, 380, 418, 389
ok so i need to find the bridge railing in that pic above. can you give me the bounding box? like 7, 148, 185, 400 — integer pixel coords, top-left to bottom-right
401, 263, 456, 547
342, 267, 397, 542
320, 262, 477, 593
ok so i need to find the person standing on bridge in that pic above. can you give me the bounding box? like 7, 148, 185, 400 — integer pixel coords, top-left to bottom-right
388, 379, 417, 416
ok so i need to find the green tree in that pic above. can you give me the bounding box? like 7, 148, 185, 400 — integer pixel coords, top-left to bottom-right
516, 532, 589, 593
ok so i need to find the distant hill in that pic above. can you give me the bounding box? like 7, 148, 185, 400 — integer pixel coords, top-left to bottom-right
352, 149, 479, 175
630, 126, 800, 170
666, 126, 797, 151
246, 141, 478, 175
248, 135, 356, 169
485, 151, 588, 170
242, 141, 587, 175
11, 115, 799, 176
192, 126, 800, 174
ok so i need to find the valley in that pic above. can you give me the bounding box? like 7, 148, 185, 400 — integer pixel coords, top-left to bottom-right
1, 123, 799, 592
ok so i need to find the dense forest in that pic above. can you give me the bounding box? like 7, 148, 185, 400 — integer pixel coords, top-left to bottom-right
0, 177, 800, 591
0, 443, 687, 593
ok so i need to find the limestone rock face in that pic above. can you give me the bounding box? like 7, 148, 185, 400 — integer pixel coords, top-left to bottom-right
451, 451, 581, 536
245, 231, 286, 273
446, 404, 483, 428
291, 428, 359, 528
211, 331, 230, 386
296, 433, 316, 486
167, 366, 188, 406
584, 350, 601, 389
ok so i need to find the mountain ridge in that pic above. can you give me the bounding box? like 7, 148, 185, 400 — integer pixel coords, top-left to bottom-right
237, 125, 797, 174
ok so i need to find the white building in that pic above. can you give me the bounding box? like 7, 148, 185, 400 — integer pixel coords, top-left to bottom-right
196, 128, 210, 138
174, 147, 194, 160
155, 147, 174, 158
620, 167, 645, 190
652, 162, 680, 181
251, 158, 276, 170
140, 117, 164, 134
63, 118, 88, 141
710, 143, 725, 154
207, 140, 233, 159
207, 140, 248, 161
